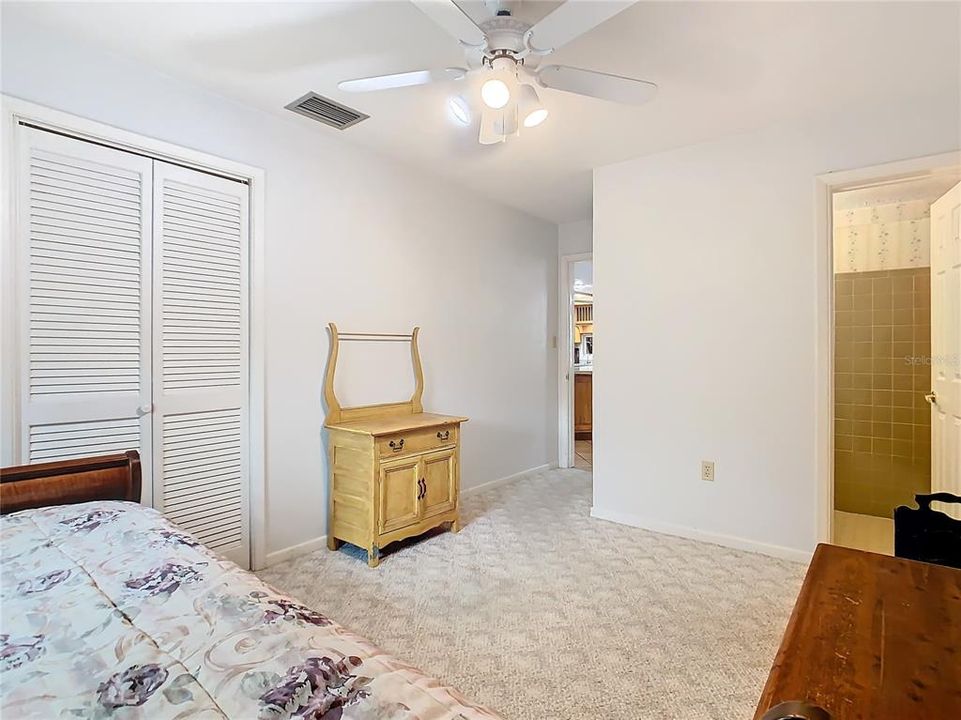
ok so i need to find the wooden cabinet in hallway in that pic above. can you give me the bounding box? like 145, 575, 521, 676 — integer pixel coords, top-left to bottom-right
574, 372, 592, 439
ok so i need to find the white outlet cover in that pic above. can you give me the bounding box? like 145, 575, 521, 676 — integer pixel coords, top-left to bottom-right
701, 461, 715, 481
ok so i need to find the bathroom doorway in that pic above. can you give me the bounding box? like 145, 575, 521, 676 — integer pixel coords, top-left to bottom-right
830, 167, 961, 554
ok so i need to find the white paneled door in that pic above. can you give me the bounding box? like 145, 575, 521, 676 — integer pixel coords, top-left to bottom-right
17, 127, 251, 567
930, 181, 961, 516
18, 128, 154, 480
152, 163, 249, 565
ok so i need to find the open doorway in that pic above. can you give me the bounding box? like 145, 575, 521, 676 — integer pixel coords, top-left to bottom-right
829, 164, 961, 555
572, 260, 593, 470
557, 252, 592, 470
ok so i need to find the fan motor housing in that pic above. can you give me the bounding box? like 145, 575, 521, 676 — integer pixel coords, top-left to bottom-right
480, 16, 530, 55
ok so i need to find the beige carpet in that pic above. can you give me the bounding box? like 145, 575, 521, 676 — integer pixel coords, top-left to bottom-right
258, 468, 805, 719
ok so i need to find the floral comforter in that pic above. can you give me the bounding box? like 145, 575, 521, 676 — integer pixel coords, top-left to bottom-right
0, 501, 501, 720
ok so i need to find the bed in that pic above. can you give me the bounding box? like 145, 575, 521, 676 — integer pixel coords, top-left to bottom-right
0, 452, 501, 720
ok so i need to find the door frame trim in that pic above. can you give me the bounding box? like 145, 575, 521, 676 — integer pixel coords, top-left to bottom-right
557, 251, 592, 468
1, 95, 268, 570
814, 150, 961, 547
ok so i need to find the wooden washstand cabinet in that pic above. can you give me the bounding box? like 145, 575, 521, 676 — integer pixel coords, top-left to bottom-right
323, 324, 467, 567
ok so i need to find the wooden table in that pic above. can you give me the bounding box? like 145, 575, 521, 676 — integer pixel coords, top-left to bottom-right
754, 543, 961, 720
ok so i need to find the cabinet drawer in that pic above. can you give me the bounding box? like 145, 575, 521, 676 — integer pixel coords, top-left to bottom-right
377, 425, 456, 457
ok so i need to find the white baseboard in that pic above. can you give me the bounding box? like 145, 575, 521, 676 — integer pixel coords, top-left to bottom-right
590, 506, 813, 563
463, 463, 551, 496
264, 535, 327, 568
260, 463, 553, 568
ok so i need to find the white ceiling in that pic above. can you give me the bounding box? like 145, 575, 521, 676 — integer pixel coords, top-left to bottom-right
834, 171, 961, 211
5, 1, 959, 223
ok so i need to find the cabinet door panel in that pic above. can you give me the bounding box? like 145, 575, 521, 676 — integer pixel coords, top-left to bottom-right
421, 449, 456, 519
379, 458, 420, 533
574, 373, 592, 431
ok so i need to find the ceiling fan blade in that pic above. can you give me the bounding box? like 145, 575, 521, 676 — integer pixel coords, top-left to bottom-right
338, 67, 467, 92
537, 65, 656, 105
465, 45, 486, 70
410, 0, 486, 46
527, 0, 638, 53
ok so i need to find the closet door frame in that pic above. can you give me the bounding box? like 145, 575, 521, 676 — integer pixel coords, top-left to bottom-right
1, 95, 268, 570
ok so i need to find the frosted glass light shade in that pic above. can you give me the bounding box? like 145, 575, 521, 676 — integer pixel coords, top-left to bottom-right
519, 84, 548, 127
481, 78, 510, 109
447, 95, 471, 126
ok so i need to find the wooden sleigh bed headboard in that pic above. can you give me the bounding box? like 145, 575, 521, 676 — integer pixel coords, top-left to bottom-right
0, 451, 142, 515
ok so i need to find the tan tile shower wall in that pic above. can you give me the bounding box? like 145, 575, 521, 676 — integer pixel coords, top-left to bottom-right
834, 268, 931, 518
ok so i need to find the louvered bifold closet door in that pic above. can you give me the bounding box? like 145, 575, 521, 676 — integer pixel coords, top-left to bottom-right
152, 162, 250, 568
17, 128, 153, 493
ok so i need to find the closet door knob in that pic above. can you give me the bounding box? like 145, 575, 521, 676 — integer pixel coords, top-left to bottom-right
136, 404, 153, 417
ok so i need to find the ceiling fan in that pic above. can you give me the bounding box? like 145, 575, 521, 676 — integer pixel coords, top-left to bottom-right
337, 0, 656, 144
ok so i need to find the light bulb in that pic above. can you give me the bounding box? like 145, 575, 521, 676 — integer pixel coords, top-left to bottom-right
523, 108, 549, 127
481, 78, 510, 109
519, 84, 548, 128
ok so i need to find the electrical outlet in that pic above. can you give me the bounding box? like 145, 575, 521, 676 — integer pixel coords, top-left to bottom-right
701, 461, 715, 481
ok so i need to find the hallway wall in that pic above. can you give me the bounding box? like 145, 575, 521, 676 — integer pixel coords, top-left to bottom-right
593, 93, 960, 558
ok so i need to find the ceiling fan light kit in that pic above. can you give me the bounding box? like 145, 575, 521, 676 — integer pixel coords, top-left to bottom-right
480, 75, 511, 109
518, 83, 548, 127
495, 103, 519, 136
336, 0, 656, 145
478, 108, 502, 144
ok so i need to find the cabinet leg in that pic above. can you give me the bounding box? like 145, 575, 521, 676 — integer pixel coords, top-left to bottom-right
327, 536, 341, 551
450, 518, 461, 533
367, 546, 380, 568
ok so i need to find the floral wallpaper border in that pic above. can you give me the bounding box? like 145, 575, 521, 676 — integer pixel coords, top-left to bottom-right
833, 198, 930, 273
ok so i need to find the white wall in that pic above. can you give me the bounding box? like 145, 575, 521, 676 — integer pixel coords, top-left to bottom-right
558, 218, 592, 256
593, 93, 960, 558
1, 19, 558, 560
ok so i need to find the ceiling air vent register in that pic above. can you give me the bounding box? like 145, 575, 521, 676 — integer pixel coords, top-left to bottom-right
285, 92, 369, 130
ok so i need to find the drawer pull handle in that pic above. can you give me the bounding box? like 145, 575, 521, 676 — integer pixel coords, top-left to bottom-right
761, 701, 831, 720
436, 430, 450, 441
417, 478, 426, 500
389, 439, 405, 452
